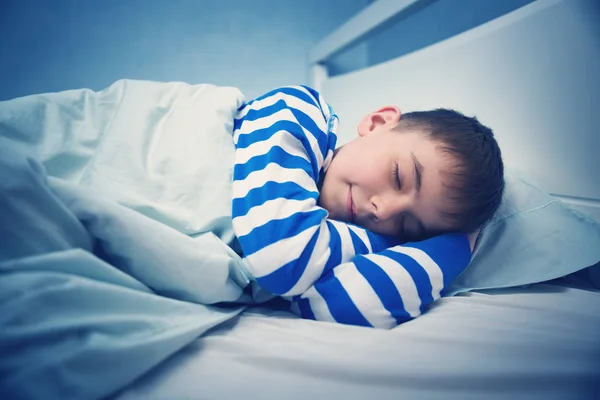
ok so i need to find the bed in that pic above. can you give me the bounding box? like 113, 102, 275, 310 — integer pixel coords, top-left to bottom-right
1, 0, 599, 399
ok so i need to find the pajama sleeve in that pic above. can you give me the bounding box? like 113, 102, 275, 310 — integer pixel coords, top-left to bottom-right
291, 233, 471, 329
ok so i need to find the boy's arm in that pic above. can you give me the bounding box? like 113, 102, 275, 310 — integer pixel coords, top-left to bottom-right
291, 233, 471, 329
232, 86, 398, 297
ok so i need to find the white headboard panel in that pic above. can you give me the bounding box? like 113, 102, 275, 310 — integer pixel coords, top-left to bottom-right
318, 0, 600, 222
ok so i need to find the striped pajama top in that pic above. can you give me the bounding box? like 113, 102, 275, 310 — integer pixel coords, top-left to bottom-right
231, 86, 471, 329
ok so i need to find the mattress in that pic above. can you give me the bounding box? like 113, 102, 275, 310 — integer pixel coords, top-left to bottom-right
116, 282, 600, 400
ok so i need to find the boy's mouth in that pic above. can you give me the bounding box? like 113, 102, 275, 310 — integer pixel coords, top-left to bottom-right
346, 186, 356, 223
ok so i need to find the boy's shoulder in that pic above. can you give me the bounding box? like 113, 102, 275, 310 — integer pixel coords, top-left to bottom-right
234, 85, 339, 174
238, 85, 337, 136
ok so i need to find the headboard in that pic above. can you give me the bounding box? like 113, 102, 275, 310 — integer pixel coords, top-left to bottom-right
309, 0, 600, 223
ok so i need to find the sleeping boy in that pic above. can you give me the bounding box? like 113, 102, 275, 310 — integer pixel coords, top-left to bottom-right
232, 86, 504, 329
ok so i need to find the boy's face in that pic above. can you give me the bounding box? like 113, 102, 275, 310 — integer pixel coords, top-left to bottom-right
319, 106, 456, 241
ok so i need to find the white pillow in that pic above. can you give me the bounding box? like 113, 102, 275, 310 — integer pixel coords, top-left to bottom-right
446, 172, 600, 295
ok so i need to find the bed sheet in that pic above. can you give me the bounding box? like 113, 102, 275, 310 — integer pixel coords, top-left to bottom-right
117, 283, 600, 400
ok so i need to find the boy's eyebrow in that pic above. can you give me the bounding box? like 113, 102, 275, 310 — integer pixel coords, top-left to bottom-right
411, 152, 423, 194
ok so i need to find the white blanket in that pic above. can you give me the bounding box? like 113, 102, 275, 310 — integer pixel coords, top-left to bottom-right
0, 80, 253, 399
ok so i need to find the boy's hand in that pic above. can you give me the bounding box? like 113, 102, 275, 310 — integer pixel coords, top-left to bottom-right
468, 229, 480, 252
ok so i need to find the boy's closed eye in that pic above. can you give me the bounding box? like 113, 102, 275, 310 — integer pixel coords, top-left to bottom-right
392, 162, 402, 190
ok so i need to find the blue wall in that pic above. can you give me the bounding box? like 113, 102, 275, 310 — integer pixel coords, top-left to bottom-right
0, 0, 368, 101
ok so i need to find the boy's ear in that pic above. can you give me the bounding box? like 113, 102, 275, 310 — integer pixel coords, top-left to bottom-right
357, 106, 402, 137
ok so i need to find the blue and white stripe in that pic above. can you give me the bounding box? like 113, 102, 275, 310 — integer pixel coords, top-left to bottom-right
231, 86, 471, 329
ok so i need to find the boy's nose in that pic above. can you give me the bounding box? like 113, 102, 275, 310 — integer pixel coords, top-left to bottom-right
370, 192, 410, 221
